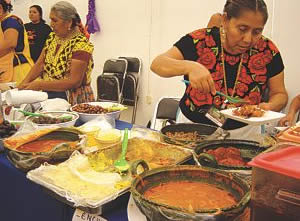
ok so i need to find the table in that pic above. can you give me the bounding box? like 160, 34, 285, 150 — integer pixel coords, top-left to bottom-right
0, 120, 132, 221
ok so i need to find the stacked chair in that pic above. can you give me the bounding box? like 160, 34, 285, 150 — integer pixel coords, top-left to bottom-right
150, 97, 180, 130
97, 57, 141, 123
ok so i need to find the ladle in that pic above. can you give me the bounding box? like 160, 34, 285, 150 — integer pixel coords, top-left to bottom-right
114, 128, 130, 172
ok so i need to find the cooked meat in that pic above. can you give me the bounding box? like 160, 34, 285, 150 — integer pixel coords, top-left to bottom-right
233, 105, 265, 118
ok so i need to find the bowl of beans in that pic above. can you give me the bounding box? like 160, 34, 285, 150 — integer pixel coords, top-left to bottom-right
70, 102, 127, 123
26, 111, 79, 128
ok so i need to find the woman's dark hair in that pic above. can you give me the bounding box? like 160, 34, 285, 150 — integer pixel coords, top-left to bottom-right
73, 13, 81, 28
30, 5, 45, 23
0, 0, 13, 13
224, 0, 268, 24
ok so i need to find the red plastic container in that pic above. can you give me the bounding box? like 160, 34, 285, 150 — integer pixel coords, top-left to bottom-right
248, 147, 300, 221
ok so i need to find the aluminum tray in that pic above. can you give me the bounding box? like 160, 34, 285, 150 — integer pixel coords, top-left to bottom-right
27, 137, 193, 214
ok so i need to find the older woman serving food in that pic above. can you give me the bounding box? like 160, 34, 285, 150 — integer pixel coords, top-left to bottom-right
151, 0, 288, 135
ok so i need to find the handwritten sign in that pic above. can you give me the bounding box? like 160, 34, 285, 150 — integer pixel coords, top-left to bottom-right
72, 209, 108, 221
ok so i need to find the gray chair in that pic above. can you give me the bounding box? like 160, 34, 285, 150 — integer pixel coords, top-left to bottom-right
97, 58, 128, 103
150, 97, 180, 130
118, 57, 142, 123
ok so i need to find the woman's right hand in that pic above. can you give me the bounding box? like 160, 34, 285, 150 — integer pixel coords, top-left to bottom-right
17, 82, 28, 90
279, 113, 295, 126
186, 61, 216, 95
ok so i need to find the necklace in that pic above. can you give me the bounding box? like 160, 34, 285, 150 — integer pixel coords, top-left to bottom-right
55, 30, 78, 45
220, 27, 244, 98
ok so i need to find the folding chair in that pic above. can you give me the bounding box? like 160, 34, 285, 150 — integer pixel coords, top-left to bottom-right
97, 58, 128, 103
118, 57, 142, 123
150, 97, 180, 131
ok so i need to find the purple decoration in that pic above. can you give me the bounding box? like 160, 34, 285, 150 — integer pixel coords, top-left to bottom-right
86, 0, 100, 34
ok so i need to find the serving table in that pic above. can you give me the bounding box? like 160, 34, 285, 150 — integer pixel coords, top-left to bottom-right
0, 120, 132, 221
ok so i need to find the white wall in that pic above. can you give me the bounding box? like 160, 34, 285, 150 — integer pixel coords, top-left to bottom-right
12, 0, 300, 126
271, 0, 300, 110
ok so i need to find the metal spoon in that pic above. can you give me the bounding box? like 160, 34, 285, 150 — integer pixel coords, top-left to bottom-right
114, 128, 130, 172
181, 80, 248, 104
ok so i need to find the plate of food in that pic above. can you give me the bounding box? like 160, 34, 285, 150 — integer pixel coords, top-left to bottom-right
220, 105, 286, 125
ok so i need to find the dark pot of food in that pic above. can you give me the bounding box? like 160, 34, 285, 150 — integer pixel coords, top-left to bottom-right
3, 127, 85, 171
131, 165, 250, 221
194, 139, 268, 171
0, 120, 18, 153
160, 123, 228, 149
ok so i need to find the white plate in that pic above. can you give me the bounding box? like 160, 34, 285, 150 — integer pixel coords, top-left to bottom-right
127, 194, 147, 221
220, 108, 286, 125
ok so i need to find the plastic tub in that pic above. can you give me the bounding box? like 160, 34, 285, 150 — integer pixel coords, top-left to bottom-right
248, 146, 300, 221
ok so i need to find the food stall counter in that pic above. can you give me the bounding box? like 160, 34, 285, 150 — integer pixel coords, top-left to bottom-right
0, 120, 132, 221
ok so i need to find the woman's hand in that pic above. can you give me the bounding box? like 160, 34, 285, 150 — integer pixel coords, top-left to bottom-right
17, 81, 28, 90
20, 81, 41, 91
258, 102, 272, 111
151, 47, 216, 95
279, 113, 295, 126
187, 61, 216, 95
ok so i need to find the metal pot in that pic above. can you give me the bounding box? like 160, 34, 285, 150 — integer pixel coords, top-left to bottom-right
160, 123, 228, 149
131, 165, 250, 221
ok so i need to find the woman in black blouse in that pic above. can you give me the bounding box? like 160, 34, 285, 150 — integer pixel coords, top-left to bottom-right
151, 0, 288, 137
25, 5, 52, 62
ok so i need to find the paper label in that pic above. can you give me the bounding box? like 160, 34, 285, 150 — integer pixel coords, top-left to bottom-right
72, 209, 107, 221
205, 106, 226, 127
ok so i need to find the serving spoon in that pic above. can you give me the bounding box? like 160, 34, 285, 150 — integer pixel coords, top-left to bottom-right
181, 80, 248, 104
114, 128, 130, 172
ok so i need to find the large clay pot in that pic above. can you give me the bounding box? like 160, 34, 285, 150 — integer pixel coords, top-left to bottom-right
131, 165, 250, 221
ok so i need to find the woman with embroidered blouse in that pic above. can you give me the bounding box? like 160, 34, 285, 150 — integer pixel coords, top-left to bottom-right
18, 1, 95, 105
151, 0, 288, 135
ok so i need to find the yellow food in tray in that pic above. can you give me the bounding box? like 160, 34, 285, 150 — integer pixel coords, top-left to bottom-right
88, 152, 114, 172
90, 137, 191, 169
27, 153, 131, 205
126, 138, 190, 169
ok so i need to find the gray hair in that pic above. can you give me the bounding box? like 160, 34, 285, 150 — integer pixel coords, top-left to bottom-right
51, 1, 81, 27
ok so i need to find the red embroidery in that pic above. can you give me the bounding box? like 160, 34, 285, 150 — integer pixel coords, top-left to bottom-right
197, 48, 216, 70
190, 88, 213, 106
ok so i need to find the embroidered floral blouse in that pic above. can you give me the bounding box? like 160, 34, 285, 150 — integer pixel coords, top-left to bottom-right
43, 32, 94, 84
174, 27, 284, 129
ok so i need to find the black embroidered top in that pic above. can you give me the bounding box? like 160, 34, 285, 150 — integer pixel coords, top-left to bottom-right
174, 27, 284, 130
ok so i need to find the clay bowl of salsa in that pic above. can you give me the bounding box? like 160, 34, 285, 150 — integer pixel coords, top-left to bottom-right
5, 128, 84, 171
131, 165, 250, 221
194, 139, 269, 170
